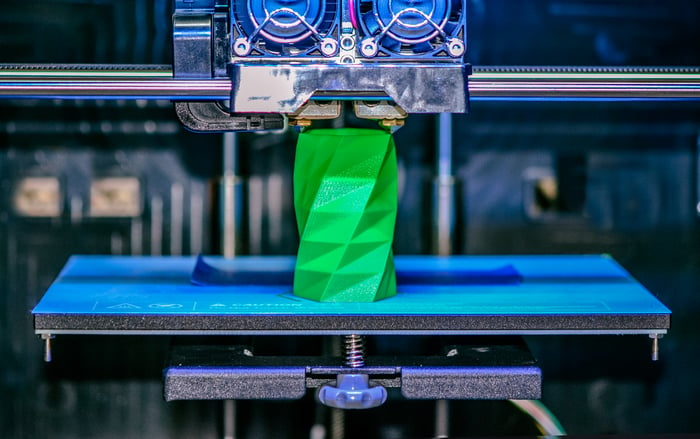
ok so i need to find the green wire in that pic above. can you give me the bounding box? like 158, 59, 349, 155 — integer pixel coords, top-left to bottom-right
509, 399, 567, 436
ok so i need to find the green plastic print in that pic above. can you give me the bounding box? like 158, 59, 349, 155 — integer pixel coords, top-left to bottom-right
293, 128, 398, 302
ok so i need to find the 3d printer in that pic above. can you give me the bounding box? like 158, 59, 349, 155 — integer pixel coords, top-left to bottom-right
2, 0, 697, 437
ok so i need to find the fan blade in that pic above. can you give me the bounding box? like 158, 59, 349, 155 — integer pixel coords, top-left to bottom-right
380, 36, 402, 53
411, 41, 434, 54
362, 11, 380, 34
444, 21, 458, 36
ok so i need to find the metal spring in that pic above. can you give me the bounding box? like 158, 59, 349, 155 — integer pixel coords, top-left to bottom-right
344, 334, 365, 368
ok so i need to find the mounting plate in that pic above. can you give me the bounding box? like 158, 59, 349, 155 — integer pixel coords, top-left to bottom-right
163, 340, 541, 401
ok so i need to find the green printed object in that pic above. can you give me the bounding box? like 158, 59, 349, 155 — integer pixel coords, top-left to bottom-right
293, 128, 398, 302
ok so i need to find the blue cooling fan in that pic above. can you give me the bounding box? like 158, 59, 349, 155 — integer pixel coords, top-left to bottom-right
355, 0, 466, 58
232, 0, 339, 57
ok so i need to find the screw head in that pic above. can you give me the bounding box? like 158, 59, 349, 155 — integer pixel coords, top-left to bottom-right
360, 38, 378, 57
340, 36, 355, 50
233, 38, 252, 57
446, 38, 465, 57
320, 38, 339, 57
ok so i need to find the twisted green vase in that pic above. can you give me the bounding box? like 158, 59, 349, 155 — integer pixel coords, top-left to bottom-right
293, 128, 397, 302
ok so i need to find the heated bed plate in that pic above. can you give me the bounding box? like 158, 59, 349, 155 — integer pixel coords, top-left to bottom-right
33, 255, 670, 335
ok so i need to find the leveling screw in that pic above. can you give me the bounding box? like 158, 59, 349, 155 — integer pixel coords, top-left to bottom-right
319, 334, 386, 410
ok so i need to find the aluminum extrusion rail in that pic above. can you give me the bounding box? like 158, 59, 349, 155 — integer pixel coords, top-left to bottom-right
1, 64, 699, 100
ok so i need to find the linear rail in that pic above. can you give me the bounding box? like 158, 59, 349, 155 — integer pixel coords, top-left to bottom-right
1, 65, 699, 101
470, 66, 700, 100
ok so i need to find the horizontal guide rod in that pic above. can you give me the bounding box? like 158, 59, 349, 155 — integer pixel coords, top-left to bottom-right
1, 65, 699, 101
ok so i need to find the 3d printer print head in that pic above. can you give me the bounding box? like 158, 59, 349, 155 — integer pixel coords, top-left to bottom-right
230, 0, 465, 59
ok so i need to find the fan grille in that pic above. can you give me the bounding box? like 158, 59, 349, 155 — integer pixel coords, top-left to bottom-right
357, 0, 465, 57
233, 0, 338, 56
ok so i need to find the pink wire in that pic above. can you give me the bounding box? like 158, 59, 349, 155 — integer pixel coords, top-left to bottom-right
348, 0, 359, 30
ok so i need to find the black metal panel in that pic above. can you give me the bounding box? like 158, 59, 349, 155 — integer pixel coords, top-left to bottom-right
34, 313, 671, 335
164, 342, 541, 401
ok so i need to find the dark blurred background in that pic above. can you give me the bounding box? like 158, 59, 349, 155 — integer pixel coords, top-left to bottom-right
1, 0, 700, 437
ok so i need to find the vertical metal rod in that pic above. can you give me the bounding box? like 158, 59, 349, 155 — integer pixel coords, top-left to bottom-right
221, 133, 240, 437
170, 183, 184, 255
437, 113, 452, 180
42, 334, 53, 363
328, 335, 346, 439
434, 399, 450, 438
189, 183, 204, 254
433, 113, 454, 435
150, 196, 163, 256
330, 409, 345, 439
223, 132, 237, 175
650, 334, 661, 361
70, 195, 83, 225
223, 400, 236, 439
433, 113, 456, 256
221, 132, 242, 258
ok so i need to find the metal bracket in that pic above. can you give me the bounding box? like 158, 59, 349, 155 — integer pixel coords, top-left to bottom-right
353, 100, 408, 129
163, 341, 542, 405
229, 63, 470, 114
173, 14, 214, 79
174, 102, 285, 132
287, 100, 342, 127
